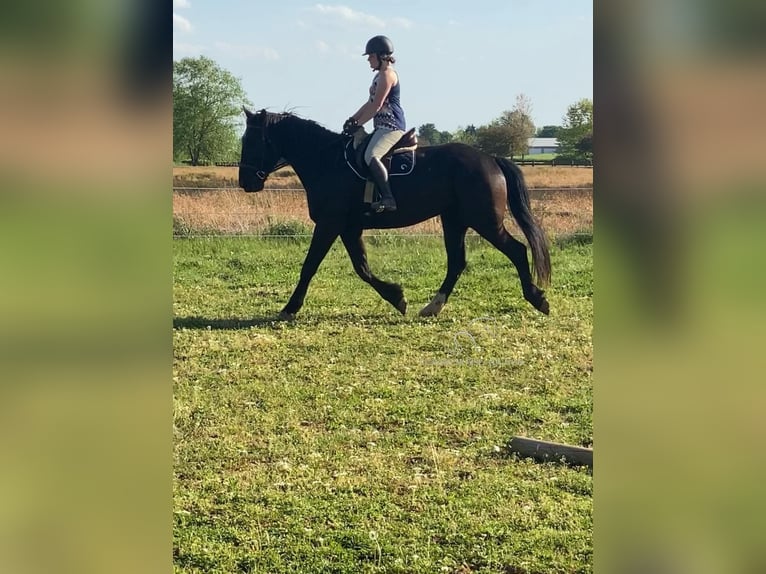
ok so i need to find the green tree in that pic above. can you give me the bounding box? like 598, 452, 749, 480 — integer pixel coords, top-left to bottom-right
416, 123, 438, 146
576, 130, 593, 157
452, 124, 477, 146
173, 56, 251, 165
416, 124, 453, 146
557, 98, 593, 161
417, 123, 437, 146
536, 125, 561, 138
475, 123, 514, 156
473, 95, 536, 157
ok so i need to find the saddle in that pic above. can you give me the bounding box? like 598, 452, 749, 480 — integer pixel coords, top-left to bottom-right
345, 129, 418, 180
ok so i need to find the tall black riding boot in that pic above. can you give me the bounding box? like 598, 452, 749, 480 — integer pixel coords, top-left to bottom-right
368, 157, 397, 213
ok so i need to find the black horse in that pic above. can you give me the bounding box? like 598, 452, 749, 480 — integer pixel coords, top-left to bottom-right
238, 108, 550, 319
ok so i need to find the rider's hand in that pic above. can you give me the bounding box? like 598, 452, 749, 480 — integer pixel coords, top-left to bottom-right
342, 117, 360, 136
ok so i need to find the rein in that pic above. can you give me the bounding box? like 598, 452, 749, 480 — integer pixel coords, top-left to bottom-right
237, 160, 290, 180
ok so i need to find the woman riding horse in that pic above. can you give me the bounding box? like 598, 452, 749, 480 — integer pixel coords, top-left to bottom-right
239, 108, 551, 320
342, 35, 405, 214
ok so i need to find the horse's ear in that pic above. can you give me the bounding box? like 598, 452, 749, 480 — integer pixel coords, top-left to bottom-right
243, 106, 253, 118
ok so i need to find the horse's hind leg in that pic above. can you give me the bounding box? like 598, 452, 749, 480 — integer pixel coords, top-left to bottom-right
420, 213, 467, 317
475, 225, 550, 315
340, 229, 407, 315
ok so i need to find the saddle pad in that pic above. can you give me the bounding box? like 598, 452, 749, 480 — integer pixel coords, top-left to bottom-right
389, 150, 415, 176
344, 139, 416, 180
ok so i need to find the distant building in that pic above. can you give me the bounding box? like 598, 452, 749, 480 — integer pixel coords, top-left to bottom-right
527, 137, 559, 155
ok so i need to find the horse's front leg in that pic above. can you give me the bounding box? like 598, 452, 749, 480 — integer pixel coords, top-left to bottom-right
279, 224, 339, 320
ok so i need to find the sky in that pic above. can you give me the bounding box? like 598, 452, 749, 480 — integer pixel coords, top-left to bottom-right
173, 0, 592, 135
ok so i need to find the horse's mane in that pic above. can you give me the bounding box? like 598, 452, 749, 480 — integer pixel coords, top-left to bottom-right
268, 111, 342, 146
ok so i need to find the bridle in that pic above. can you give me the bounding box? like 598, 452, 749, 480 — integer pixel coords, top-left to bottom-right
239, 110, 289, 180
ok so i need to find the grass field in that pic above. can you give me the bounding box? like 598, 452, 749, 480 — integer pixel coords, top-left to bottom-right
173, 232, 593, 573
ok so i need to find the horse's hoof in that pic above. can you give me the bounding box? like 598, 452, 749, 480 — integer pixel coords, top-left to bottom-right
419, 293, 447, 317
395, 298, 407, 315
525, 288, 549, 316
278, 311, 297, 321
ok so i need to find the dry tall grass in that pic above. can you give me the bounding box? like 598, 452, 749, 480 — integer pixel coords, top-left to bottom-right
173, 166, 592, 237
173, 165, 592, 190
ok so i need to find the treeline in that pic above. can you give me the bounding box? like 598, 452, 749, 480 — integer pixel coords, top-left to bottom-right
173, 56, 592, 166
416, 95, 593, 164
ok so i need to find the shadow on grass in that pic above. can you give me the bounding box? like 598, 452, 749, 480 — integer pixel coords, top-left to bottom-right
173, 316, 283, 330
553, 231, 593, 249
173, 311, 411, 330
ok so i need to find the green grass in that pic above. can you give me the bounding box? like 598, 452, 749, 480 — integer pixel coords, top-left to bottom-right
513, 153, 558, 161
173, 234, 593, 573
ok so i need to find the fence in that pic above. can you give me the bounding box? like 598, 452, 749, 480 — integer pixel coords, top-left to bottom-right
172, 186, 593, 193
172, 186, 593, 239
513, 158, 593, 167
178, 159, 593, 168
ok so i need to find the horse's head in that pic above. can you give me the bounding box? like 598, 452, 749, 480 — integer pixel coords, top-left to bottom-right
238, 108, 286, 192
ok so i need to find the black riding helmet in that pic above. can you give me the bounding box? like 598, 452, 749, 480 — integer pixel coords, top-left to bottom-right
363, 35, 394, 56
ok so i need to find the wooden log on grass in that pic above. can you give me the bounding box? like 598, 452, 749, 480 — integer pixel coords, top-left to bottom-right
508, 436, 593, 469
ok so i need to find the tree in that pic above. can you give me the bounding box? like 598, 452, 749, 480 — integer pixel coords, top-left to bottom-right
415, 123, 441, 146
474, 94, 536, 158
557, 98, 593, 161
173, 56, 251, 165
416, 124, 454, 146
536, 125, 561, 138
452, 124, 478, 146
417, 123, 438, 146
475, 123, 514, 156
498, 94, 536, 158
576, 130, 593, 157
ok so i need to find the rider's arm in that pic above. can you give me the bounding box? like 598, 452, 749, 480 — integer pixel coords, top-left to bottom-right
352, 69, 396, 126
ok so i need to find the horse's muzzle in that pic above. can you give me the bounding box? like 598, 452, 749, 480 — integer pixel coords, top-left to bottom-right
239, 176, 265, 193
241, 184, 264, 193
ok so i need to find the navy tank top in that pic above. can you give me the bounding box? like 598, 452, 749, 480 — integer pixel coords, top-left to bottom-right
370, 72, 406, 131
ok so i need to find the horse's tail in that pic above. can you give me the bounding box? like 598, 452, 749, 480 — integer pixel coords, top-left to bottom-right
494, 156, 551, 287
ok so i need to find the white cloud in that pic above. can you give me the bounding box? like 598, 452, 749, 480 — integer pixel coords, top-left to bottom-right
316, 40, 330, 54
173, 13, 193, 33
314, 4, 412, 28
389, 17, 414, 29
173, 0, 190, 8
214, 42, 280, 61
313, 4, 385, 28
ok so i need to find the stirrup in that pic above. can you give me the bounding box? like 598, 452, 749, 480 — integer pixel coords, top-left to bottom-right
371, 197, 397, 213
